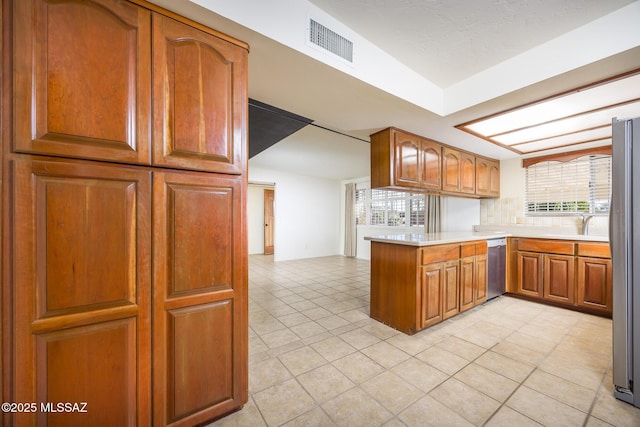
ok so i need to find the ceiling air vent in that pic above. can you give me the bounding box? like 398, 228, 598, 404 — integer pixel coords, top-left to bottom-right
308, 18, 353, 62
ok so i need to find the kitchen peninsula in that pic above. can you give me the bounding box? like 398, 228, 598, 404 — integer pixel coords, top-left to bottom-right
366, 230, 610, 335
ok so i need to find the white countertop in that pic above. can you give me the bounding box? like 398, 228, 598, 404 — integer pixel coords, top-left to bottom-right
364, 230, 609, 247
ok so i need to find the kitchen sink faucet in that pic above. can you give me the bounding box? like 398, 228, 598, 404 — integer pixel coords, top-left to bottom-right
581, 214, 595, 235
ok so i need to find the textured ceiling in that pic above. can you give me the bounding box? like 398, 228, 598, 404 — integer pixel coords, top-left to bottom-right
308, 0, 636, 87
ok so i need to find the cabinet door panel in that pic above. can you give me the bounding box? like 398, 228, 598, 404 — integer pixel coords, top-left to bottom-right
475, 254, 487, 303
13, 0, 151, 163
517, 251, 543, 297
577, 257, 612, 313
442, 148, 461, 192
489, 162, 500, 196
393, 132, 421, 187
459, 257, 475, 312
460, 152, 475, 194
543, 254, 575, 304
442, 260, 460, 319
12, 158, 151, 426
153, 14, 247, 174
421, 264, 443, 328
153, 171, 247, 426
35, 319, 137, 427
421, 140, 442, 190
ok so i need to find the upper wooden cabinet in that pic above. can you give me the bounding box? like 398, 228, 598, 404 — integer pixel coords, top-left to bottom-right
12, 0, 247, 174
371, 128, 441, 191
442, 147, 475, 195
371, 127, 498, 198
476, 157, 500, 197
152, 14, 247, 174
13, 0, 152, 164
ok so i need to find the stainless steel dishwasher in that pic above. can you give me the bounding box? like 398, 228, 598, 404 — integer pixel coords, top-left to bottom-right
486, 238, 506, 300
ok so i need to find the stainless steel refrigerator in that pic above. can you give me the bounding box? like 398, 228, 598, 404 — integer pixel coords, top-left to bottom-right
612, 116, 640, 407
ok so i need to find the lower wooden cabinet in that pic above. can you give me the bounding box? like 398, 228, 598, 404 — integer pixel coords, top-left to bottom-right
11, 158, 153, 426
420, 263, 444, 329
8, 158, 247, 426
577, 256, 612, 313
543, 254, 575, 305
460, 243, 488, 312
152, 171, 246, 426
371, 240, 487, 334
510, 238, 612, 316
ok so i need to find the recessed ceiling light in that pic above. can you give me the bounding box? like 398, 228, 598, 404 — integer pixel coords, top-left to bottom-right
456, 69, 640, 154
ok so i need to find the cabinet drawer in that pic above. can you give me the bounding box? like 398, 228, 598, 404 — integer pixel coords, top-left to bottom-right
577, 242, 611, 258
422, 244, 459, 264
475, 241, 488, 255
460, 242, 475, 258
518, 239, 574, 255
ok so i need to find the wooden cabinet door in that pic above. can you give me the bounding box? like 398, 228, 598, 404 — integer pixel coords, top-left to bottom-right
460, 152, 476, 194
420, 139, 442, 190
475, 254, 488, 303
475, 158, 500, 197
475, 158, 491, 196
543, 254, 575, 304
421, 263, 443, 328
13, 0, 152, 164
442, 147, 461, 192
392, 131, 421, 188
459, 257, 475, 312
577, 257, 612, 314
153, 14, 247, 174
12, 158, 152, 426
489, 161, 500, 196
517, 251, 544, 298
153, 170, 247, 426
442, 260, 460, 319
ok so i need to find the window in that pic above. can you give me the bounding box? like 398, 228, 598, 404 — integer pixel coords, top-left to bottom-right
354, 184, 425, 227
525, 154, 611, 215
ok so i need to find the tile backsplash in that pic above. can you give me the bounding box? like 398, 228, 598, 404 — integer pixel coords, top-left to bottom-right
479, 197, 609, 237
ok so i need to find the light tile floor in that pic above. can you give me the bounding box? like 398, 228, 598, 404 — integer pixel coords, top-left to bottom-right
210, 255, 640, 427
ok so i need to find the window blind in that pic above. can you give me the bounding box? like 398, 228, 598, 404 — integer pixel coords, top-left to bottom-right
353, 184, 425, 227
525, 154, 611, 214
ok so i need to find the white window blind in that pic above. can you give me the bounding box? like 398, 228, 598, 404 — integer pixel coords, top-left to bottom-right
525, 154, 611, 214
354, 184, 425, 227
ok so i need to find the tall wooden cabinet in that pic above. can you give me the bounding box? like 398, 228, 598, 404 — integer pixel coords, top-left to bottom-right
2, 0, 248, 425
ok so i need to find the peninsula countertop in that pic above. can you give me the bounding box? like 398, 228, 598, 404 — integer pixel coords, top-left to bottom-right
364, 230, 609, 247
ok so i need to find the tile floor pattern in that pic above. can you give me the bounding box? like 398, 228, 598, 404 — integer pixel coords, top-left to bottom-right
210, 255, 640, 427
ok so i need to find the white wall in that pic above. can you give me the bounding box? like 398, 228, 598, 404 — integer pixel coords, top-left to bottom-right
441, 196, 481, 232
249, 167, 342, 261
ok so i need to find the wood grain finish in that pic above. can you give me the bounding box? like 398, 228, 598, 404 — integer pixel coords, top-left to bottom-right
421, 264, 444, 328
4, 0, 249, 424
152, 13, 247, 174
13, 0, 152, 164
12, 158, 152, 426
518, 239, 575, 255
370, 127, 496, 197
543, 254, 575, 304
370, 243, 420, 334
577, 257, 612, 312
476, 157, 500, 197
371, 240, 488, 334
442, 260, 460, 319
420, 140, 442, 190
394, 132, 421, 187
153, 171, 246, 426
442, 147, 461, 193
509, 238, 612, 316
517, 251, 544, 298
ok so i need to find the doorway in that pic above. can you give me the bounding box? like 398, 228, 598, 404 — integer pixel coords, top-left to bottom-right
263, 188, 274, 255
